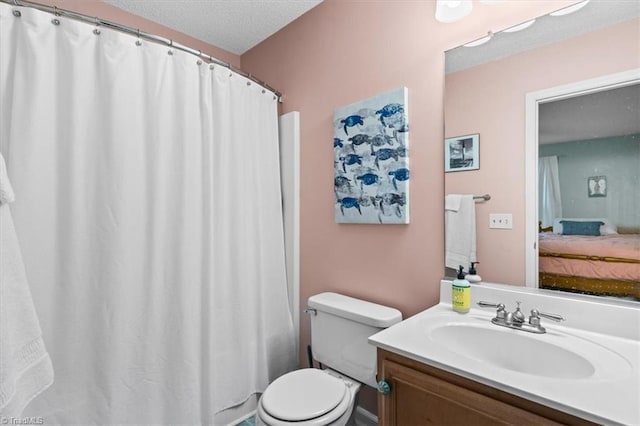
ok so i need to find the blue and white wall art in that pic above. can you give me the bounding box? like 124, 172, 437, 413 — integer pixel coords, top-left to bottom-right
333, 87, 409, 224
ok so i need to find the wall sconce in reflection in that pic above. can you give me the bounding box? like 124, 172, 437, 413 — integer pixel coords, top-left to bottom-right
503, 19, 536, 33
463, 32, 493, 47
436, 0, 590, 24
550, 0, 590, 17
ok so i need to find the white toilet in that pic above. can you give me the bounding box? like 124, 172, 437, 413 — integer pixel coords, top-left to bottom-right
256, 292, 402, 426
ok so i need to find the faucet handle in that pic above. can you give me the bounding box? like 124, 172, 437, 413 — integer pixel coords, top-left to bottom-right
538, 310, 565, 322
529, 309, 565, 326
477, 301, 504, 310
477, 301, 506, 319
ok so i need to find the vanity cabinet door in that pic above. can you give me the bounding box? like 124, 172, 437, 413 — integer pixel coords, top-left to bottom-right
377, 349, 592, 426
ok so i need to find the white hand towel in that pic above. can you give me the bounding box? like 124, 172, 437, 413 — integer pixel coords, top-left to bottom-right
445, 194, 477, 270
444, 193, 462, 212
0, 153, 54, 416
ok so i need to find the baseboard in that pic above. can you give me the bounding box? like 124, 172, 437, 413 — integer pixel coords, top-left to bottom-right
354, 406, 378, 426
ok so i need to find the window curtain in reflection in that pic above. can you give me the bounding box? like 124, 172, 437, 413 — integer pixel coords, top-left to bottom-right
0, 3, 295, 424
538, 156, 563, 228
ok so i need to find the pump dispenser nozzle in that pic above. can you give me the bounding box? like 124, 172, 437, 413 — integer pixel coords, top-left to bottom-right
457, 265, 465, 279
467, 262, 481, 283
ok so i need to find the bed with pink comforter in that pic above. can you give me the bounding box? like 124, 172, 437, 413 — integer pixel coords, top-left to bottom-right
538, 233, 640, 299
539, 233, 640, 281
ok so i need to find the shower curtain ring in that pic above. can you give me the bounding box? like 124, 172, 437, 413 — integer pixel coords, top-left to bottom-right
135, 29, 142, 46
50, 6, 61, 25
93, 17, 101, 35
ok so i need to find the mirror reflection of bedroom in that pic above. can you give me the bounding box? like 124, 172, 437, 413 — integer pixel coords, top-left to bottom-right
537, 83, 640, 301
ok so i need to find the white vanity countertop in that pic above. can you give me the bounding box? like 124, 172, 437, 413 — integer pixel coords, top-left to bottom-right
369, 281, 640, 425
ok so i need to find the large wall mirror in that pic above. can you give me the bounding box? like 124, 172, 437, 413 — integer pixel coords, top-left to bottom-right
444, 0, 639, 301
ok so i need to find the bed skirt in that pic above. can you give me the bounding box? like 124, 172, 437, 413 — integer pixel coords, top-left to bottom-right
539, 272, 640, 301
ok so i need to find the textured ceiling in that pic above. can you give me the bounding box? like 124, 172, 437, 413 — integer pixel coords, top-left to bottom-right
103, 0, 323, 55
539, 84, 640, 145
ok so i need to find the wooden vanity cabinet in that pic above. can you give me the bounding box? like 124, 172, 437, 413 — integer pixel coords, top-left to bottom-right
377, 349, 595, 426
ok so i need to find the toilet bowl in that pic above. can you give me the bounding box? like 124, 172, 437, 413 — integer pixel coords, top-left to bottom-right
256, 292, 402, 426
256, 368, 361, 426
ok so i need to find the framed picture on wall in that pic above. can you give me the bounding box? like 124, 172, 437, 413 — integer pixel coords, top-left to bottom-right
588, 175, 607, 197
445, 134, 479, 172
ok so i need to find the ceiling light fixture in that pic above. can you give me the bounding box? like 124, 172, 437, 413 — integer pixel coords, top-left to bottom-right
435, 0, 473, 23
550, 0, 590, 17
503, 19, 536, 33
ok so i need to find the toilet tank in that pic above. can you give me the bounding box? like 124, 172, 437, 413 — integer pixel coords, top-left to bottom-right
307, 292, 402, 388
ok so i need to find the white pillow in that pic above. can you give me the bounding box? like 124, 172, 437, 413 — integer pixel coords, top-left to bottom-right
552, 218, 618, 235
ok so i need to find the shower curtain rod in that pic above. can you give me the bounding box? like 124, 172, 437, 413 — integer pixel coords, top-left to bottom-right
1, 0, 284, 102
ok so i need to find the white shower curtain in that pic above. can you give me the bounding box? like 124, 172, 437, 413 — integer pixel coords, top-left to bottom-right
0, 3, 295, 424
538, 156, 563, 228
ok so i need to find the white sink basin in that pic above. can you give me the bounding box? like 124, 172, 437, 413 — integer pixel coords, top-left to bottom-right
424, 317, 633, 381
430, 324, 593, 378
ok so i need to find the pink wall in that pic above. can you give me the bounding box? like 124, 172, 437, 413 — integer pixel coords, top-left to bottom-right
241, 0, 578, 394
33, 0, 240, 67
445, 19, 640, 286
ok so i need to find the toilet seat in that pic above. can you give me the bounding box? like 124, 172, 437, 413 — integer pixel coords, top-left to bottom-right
257, 369, 358, 426
262, 369, 347, 421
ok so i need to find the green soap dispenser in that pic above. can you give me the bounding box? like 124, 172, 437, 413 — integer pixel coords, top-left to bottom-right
452, 265, 471, 313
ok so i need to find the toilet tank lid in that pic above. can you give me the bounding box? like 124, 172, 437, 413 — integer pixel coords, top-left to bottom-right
308, 293, 402, 328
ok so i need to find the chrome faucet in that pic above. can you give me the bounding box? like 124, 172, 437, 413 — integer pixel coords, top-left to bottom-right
505, 301, 526, 324
477, 301, 564, 334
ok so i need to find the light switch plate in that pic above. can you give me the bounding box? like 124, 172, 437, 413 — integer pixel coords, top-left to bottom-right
489, 213, 512, 229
